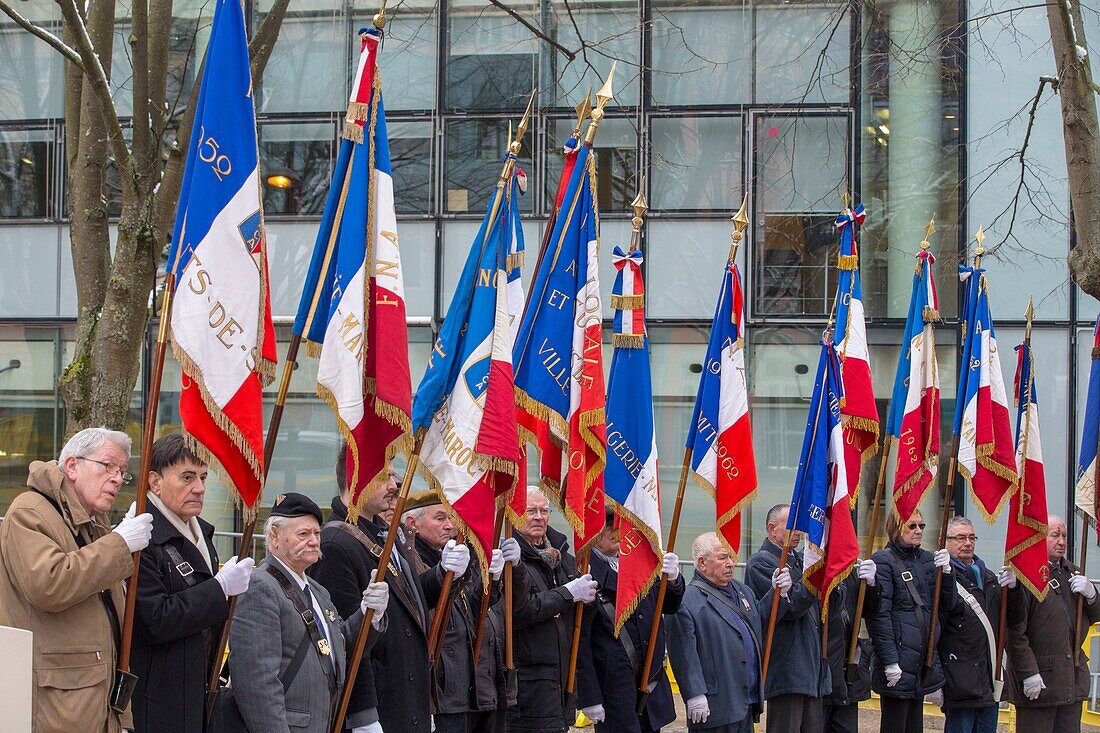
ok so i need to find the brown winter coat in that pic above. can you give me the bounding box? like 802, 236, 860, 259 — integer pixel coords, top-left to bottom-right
0, 461, 135, 733
1004, 558, 1100, 707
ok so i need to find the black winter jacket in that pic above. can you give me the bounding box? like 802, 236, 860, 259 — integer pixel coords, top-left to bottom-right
938, 556, 1001, 709
867, 540, 955, 699
824, 570, 879, 705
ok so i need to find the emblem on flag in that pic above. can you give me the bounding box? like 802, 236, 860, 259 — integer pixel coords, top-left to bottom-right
166, 0, 276, 511
885, 239, 941, 522
292, 29, 411, 518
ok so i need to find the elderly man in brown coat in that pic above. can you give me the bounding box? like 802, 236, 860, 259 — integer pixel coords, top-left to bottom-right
1005, 514, 1100, 732
0, 427, 154, 733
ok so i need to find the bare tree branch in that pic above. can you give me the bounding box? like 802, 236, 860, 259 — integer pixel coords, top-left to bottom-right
486, 0, 577, 61
250, 0, 293, 79
0, 0, 83, 68
132, 0, 154, 193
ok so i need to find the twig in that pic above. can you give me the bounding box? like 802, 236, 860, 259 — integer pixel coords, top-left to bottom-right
0, 0, 83, 68
486, 0, 576, 61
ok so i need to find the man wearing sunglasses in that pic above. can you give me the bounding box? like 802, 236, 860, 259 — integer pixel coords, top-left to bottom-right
0, 427, 154, 733
936, 516, 1015, 733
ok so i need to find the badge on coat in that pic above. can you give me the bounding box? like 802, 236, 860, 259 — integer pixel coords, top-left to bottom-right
324, 608, 339, 623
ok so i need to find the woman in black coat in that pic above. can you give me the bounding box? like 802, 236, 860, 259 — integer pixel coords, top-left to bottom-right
867, 510, 956, 733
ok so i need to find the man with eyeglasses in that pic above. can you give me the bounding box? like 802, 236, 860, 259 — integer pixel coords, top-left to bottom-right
0, 427, 154, 733
936, 516, 1015, 733
1004, 514, 1100, 732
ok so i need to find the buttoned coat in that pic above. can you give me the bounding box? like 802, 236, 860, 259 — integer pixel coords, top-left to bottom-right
0, 460, 134, 733
575, 549, 685, 733
132, 501, 229, 733
308, 499, 446, 731
229, 557, 377, 733
1005, 558, 1100, 708
668, 576, 779, 730
937, 556, 1001, 710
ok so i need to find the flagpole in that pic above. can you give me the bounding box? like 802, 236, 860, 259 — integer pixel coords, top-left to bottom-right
108, 274, 176, 713
925, 230, 984, 672
471, 504, 508, 666
423, 96, 536, 664
204, 333, 302, 718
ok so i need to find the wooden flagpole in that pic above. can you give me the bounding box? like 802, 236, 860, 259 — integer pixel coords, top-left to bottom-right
471, 505, 508, 666
110, 273, 176, 713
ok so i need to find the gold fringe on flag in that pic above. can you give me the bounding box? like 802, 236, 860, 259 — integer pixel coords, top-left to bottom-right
507, 251, 524, 271
837, 254, 859, 271
1093, 346, 1100, 359
923, 306, 941, 323
612, 333, 645, 349
343, 101, 369, 143
610, 293, 644, 310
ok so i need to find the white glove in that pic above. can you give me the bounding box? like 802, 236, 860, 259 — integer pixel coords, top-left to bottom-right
926, 688, 944, 706
1022, 672, 1046, 700
440, 539, 470, 575
686, 694, 710, 724
500, 537, 521, 564
581, 704, 606, 723
1070, 573, 1097, 601
934, 548, 952, 573
772, 567, 792, 597
662, 552, 680, 582
564, 573, 598, 603
352, 723, 383, 733
489, 549, 505, 581
998, 566, 1018, 589
214, 556, 255, 596
361, 573, 390, 623
113, 502, 153, 552
857, 558, 877, 587
885, 663, 902, 687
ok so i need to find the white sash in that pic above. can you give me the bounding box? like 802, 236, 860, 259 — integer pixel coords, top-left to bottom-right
955, 578, 1004, 700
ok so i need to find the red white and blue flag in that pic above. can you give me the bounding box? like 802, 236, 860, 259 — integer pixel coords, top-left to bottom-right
685, 254, 757, 558
1074, 316, 1100, 538
513, 144, 606, 553
605, 245, 662, 633
1008, 336, 1049, 599
832, 204, 879, 497
412, 157, 524, 581
885, 247, 941, 523
167, 0, 276, 510
788, 340, 860, 622
955, 267, 1017, 522
292, 30, 411, 519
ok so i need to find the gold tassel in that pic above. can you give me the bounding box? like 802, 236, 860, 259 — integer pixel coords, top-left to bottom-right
610, 293, 645, 310
612, 333, 645, 349
342, 101, 369, 142
305, 341, 323, 358
507, 251, 524, 271
923, 307, 941, 323
1093, 346, 1100, 359
837, 254, 859, 271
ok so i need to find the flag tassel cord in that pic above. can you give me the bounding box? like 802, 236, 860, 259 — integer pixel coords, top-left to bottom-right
636, 446, 693, 712
204, 333, 304, 722
845, 433, 895, 681
332, 432, 425, 733
110, 273, 177, 714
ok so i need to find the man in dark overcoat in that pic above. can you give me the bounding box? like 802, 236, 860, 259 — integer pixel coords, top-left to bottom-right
576, 513, 685, 733
1005, 514, 1100, 732
132, 434, 255, 733
822, 567, 879, 733
308, 449, 469, 732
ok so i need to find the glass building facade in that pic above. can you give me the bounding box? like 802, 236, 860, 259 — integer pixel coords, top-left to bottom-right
0, 0, 1096, 576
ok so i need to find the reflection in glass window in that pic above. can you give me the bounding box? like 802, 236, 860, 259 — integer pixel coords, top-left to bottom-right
389, 120, 433, 214
358, 10, 439, 111
257, 12, 345, 114
755, 4, 850, 104
0, 129, 53, 218
650, 4, 750, 106
544, 118, 636, 214
753, 115, 849, 316
541, 2, 639, 108
443, 118, 532, 214
447, 1, 538, 111
260, 122, 334, 215
647, 220, 741, 319
110, 8, 207, 119
0, 25, 64, 121
650, 116, 742, 211
0, 225, 59, 317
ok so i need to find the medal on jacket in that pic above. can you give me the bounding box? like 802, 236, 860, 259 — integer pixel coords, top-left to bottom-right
317, 638, 331, 656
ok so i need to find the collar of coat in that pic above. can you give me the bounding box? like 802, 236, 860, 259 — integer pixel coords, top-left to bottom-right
26, 459, 98, 531
888, 539, 923, 560
515, 525, 570, 564
146, 493, 215, 547
760, 537, 801, 564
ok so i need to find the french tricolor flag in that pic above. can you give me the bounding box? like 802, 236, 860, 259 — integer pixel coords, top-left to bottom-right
832, 204, 879, 497
885, 247, 941, 523
606, 245, 662, 633
955, 268, 1017, 522
1008, 336, 1050, 599
413, 156, 524, 580
686, 257, 758, 558
514, 144, 606, 553
292, 30, 411, 518
1074, 315, 1100, 537
167, 0, 276, 511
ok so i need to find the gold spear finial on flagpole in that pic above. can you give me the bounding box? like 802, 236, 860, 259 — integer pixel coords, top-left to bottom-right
627, 192, 647, 253
974, 226, 986, 268
1025, 295, 1035, 341
921, 215, 936, 251
373, 0, 388, 29
583, 63, 617, 145
511, 90, 536, 157
841, 186, 851, 211
730, 194, 750, 264
574, 88, 593, 136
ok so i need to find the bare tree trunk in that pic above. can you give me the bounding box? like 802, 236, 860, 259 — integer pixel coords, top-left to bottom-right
1048, 0, 1100, 298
